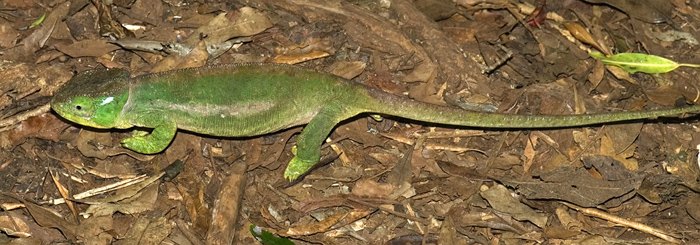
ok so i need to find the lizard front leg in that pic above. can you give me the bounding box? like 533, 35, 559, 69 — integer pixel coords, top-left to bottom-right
285, 108, 345, 180
121, 118, 177, 154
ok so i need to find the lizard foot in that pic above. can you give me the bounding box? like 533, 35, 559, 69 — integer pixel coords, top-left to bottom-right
284, 156, 316, 181
121, 136, 163, 154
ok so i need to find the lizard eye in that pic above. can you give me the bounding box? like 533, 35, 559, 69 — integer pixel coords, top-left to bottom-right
75, 105, 83, 111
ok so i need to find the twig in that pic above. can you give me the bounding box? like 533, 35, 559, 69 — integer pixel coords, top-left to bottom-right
562, 202, 681, 244
0, 104, 50, 130
348, 197, 429, 224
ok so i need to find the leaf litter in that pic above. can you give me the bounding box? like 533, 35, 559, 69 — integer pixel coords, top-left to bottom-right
0, 0, 700, 244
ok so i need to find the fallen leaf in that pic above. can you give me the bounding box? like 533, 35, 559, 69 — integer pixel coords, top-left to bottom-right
600, 134, 638, 170
120, 215, 172, 244
0, 214, 32, 238
581, 155, 639, 181
9, 113, 68, 144
2, 2, 70, 62
644, 85, 684, 106
55, 39, 120, 58
637, 174, 679, 204
184, 7, 273, 46
563, 22, 607, 54
590, 52, 700, 74
480, 184, 548, 228
502, 166, 641, 207
327, 60, 367, 79
350, 179, 395, 198
604, 123, 643, 154
581, 0, 673, 24
285, 211, 346, 236
82, 183, 159, 217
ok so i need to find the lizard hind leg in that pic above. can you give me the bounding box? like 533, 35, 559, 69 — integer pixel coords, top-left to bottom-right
284, 108, 347, 180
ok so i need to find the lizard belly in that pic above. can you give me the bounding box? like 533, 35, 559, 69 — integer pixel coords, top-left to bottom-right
134, 100, 320, 137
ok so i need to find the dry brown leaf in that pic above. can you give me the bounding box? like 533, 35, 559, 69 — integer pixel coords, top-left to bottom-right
604, 123, 643, 154
350, 179, 395, 198
9, 113, 68, 144
55, 39, 119, 58
271, 50, 331, 65
184, 7, 273, 46
285, 212, 346, 236
76, 130, 111, 160
588, 59, 606, 91
605, 65, 637, 84
581, 0, 672, 23
121, 215, 172, 244
3, 2, 70, 62
645, 85, 684, 106
0, 214, 32, 238
150, 40, 210, 73
327, 60, 367, 79
600, 134, 638, 170
503, 166, 640, 207
480, 184, 548, 228
82, 183, 159, 217
562, 22, 607, 54
522, 134, 537, 173
76, 216, 114, 244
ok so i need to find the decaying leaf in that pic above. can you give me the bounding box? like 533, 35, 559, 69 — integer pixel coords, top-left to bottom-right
604, 123, 643, 155
563, 22, 607, 55
184, 7, 273, 46
120, 215, 172, 244
580, 0, 673, 24
599, 134, 638, 170
0, 214, 32, 238
502, 166, 642, 207
55, 39, 119, 58
637, 174, 680, 204
285, 211, 347, 236
480, 184, 548, 228
9, 113, 67, 144
81, 183, 159, 217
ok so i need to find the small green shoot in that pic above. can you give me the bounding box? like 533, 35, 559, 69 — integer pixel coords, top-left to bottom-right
589, 52, 700, 74
28, 13, 46, 29
250, 225, 295, 245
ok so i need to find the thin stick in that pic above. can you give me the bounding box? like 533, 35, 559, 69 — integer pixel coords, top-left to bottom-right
0, 104, 50, 130
562, 202, 681, 244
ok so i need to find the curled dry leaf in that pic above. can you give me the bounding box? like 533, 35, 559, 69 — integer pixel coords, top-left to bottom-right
480, 184, 548, 228
0, 215, 32, 238
562, 22, 608, 55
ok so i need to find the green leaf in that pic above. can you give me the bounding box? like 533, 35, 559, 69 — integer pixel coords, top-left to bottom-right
28, 13, 46, 29
250, 225, 295, 245
589, 52, 700, 74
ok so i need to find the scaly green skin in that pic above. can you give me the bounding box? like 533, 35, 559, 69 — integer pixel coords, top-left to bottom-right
51, 63, 700, 180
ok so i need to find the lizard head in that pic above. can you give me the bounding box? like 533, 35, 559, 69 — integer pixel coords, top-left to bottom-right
51, 68, 131, 129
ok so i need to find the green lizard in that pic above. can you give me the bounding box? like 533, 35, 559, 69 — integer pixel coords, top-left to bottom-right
50, 63, 700, 180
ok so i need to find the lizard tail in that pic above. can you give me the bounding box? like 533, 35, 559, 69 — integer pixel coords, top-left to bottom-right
362, 88, 700, 128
